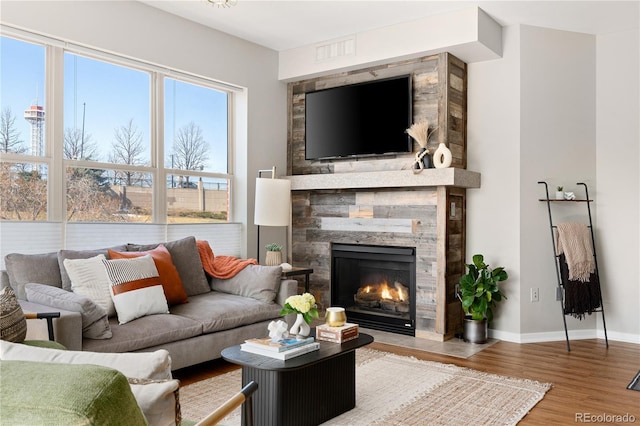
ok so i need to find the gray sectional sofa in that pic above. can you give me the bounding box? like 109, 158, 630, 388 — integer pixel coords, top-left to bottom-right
0, 236, 298, 370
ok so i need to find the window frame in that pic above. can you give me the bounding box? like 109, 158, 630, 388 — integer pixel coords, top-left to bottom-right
0, 25, 236, 224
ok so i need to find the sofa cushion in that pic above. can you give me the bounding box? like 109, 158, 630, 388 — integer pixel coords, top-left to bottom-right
127, 236, 210, 296
170, 291, 282, 334
101, 255, 169, 325
25, 283, 112, 340
81, 313, 203, 354
0, 287, 27, 343
63, 254, 116, 317
210, 264, 282, 303
4, 251, 61, 299
57, 245, 127, 291
0, 360, 147, 426
108, 245, 189, 306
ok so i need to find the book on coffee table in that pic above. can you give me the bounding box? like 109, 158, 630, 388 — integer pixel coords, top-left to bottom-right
243, 336, 314, 353
240, 341, 320, 360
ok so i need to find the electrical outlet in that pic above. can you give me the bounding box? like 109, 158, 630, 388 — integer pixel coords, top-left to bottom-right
530, 287, 539, 302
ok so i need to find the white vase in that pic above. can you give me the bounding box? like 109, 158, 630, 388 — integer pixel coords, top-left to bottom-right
433, 143, 452, 168
290, 313, 311, 338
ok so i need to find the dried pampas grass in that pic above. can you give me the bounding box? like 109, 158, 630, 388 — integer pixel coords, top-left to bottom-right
406, 120, 432, 149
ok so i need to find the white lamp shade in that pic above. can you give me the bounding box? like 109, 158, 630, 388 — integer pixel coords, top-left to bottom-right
254, 178, 291, 226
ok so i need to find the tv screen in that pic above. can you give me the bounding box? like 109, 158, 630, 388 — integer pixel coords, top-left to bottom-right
305, 75, 412, 161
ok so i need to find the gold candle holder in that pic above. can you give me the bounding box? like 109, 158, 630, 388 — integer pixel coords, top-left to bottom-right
325, 307, 347, 327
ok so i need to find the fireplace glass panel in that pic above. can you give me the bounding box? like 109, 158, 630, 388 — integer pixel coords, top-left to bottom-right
331, 244, 416, 335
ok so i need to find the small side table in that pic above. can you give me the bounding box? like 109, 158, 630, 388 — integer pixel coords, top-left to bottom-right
281, 267, 313, 292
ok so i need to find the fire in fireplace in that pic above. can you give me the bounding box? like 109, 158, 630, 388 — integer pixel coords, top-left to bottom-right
331, 243, 416, 335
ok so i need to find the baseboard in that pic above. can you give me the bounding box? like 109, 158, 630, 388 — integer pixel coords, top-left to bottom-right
490, 328, 640, 345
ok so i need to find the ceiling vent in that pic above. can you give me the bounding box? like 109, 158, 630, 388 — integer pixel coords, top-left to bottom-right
315, 37, 356, 62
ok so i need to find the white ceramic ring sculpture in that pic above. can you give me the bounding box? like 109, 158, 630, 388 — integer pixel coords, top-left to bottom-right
433, 143, 453, 168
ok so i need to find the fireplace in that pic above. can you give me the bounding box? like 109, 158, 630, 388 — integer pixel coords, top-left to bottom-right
331, 243, 416, 336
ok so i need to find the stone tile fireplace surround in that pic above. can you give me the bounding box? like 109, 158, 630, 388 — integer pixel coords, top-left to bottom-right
286, 53, 479, 340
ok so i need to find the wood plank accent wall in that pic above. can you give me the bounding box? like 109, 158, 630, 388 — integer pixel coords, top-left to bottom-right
287, 52, 467, 176
292, 188, 441, 336
286, 53, 468, 340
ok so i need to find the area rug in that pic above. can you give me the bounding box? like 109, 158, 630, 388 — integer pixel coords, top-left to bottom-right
628, 370, 640, 391
180, 348, 551, 425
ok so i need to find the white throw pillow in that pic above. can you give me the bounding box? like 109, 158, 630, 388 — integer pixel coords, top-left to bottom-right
101, 255, 169, 325
63, 254, 115, 317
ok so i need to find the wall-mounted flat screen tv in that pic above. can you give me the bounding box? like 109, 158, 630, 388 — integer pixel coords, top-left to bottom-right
305, 75, 412, 161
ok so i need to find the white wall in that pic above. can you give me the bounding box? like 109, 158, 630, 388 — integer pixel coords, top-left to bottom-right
469, 24, 639, 344
466, 25, 521, 336
596, 28, 640, 342
519, 26, 597, 338
0, 0, 288, 259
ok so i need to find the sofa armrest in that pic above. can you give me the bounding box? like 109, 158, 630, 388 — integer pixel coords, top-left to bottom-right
18, 300, 83, 351
276, 279, 298, 307
1, 270, 10, 290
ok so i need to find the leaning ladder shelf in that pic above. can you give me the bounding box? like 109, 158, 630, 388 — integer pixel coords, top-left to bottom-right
537, 181, 608, 352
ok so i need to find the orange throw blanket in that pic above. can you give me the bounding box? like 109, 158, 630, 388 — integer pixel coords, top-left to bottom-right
196, 240, 257, 279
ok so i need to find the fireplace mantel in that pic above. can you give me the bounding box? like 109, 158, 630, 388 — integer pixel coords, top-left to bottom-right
286, 168, 481, 191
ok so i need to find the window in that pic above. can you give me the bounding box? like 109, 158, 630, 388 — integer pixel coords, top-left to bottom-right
63, 53, 151, 163
0, 31, 233, 224
0, 163, 48, 221
164, 78, 230, 222
66, 167, 153, 222
0, 36, 46, 157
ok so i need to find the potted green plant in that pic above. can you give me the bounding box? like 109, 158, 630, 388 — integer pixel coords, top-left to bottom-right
457, 254, 508, 343
556, 186, 564, 200
264, 243, 283, 266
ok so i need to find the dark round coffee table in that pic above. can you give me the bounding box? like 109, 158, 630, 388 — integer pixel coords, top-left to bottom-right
222, 331, 373, 426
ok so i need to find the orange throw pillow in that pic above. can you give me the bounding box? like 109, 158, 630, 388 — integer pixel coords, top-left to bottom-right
108, 245, 189, 306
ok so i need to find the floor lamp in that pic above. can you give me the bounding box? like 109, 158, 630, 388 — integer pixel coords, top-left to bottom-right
254, 166, 291, 264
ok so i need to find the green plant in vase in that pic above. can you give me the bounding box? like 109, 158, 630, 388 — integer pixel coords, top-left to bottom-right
458, 254, 508, 343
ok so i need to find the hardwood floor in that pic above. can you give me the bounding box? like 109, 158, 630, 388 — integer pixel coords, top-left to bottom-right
174, 339, 640, 425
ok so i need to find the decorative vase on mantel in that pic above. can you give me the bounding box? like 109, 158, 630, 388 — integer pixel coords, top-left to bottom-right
433, 143, 453, 169
412, 148, 433, 171
290, 313, 311, 338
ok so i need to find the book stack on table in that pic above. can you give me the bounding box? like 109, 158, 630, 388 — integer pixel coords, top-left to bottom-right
240, 336, 319, 360
315, 323, 359, 343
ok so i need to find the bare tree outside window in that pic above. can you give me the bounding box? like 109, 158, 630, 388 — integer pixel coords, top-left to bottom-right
109, 118, 148, 186
64, 127, 100, 160
0, 165, 47, 220
170, 121, 209, 187
0, 107, 26, 154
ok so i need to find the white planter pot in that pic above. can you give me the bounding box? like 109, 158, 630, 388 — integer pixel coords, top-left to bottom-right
555, 191, 564, 200
265, 251, 282, 266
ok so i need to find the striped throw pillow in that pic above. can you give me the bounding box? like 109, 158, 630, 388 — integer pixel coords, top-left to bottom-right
102, 255, 168, 325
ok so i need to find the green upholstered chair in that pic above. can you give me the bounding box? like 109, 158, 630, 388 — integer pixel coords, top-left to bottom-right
1, 360, 148, 425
